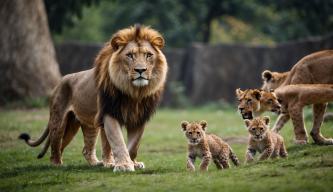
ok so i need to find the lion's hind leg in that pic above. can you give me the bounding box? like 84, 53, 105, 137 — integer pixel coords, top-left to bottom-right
60, 112, 81, 154
213, 158, 223, 169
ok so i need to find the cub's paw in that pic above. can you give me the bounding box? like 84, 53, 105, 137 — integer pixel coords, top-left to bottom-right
103, 162, 115, 168
134, 161, 145, 170
113, 163, 135, 172
294, 139, 308, 145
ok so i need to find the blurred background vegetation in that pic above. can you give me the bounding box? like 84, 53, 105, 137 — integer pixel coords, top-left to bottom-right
47, 0, 333, 47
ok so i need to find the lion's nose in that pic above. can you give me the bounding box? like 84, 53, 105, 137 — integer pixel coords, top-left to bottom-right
134, 68, 147, 74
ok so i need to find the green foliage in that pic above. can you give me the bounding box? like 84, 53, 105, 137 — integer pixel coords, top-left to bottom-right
44, 0, 100, 33
0, 108, 333, 191
49, 0, 333, 47
4, 97, 48, 109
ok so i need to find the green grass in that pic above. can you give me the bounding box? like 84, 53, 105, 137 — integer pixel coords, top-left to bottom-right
0, 108, 332, 192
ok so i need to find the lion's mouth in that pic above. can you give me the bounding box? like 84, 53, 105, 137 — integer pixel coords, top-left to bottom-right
132, 76, 149, 87
133, 76, 148, 81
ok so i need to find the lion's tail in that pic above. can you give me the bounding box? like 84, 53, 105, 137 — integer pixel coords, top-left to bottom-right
19, 126, 49, 147
229, 147, 240, 166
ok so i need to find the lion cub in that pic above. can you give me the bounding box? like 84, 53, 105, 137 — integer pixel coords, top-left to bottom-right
181, 120, 240, 171
244, 116, 287, 163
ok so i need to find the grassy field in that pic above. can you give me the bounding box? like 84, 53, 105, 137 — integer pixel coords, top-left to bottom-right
0, 107, 332, 192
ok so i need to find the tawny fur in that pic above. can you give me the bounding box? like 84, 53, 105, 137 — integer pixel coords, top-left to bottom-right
275, 84, 333, 145
244, 116, 287, 163
236, 88, 281, 120
19, 25, 168, 169
261, 50, 333, 144
181, 121, 240, 171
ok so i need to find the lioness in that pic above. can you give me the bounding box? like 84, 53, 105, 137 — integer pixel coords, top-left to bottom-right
261, 50, 333, 144
19, 25, 168, 172
275, 84, 333, 145
236, 88, 281, 119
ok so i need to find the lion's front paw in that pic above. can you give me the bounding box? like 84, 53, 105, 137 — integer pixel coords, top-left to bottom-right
315, 138, 333, 145
113, 163, 135, 172
134, 161, 145, 170
103, 162, 115, 168
294, 139, 308, 145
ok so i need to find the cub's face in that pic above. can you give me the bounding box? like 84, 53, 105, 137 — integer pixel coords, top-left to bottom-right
244, 116, 270, 141
118, 41, 159, 87
236, 89, 261, 119
181, 120, 207, 145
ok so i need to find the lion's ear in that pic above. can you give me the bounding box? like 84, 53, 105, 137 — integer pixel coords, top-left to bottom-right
200, 120, 207, 131
262, 70, 273, 82
181, 121, 189, 131
235, 88, 243, 98
252, 90, 261, 101
152, 36, 165, 49
111, 35, 123, 51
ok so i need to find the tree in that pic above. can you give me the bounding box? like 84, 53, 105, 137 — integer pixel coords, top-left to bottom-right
0, 0, 61, 104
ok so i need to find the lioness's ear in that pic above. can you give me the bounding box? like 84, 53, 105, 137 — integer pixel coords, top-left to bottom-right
262, 70, 273, 82
263, 116, 270, 126
235, 88, 243, 98
244, 119, 251, 128
252, 90, 261, 101
151, 36, 165, 49
181, 121, 189, 131
200, 120, 208, 131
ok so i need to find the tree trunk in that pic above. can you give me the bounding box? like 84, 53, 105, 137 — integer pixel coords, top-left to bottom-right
0, 0, 61, 104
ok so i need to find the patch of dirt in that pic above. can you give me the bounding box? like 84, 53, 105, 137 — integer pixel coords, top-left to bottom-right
223, 136, 248, 144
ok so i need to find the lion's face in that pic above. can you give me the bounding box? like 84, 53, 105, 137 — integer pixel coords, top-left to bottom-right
181, 121, 207, 145
95, 25, 167, 99
114, 41, 157, 87
236, 89, 261, 119
244, 116, 270, 141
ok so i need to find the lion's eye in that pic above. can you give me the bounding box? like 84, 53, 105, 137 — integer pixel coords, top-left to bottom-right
260, 127, 264, 131
188, 132, 192, 135
126, 53, 134, 59
267, 99, 273, 103
247, 99, 252, 104
278, 99, 283, 104
146, 52, 153, 59
197, 132, 200, 135
251, 128, 255, 131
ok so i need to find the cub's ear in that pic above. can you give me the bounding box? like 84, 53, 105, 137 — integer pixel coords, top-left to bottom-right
181, 121, 189, 131
262, 70, 273, 82
200, 120, 208, 131
152, 36, 165, 49
263, 116, 270, 125
252, 90, 261, 101
235, 88, 243, 98
244, 119, 251, 128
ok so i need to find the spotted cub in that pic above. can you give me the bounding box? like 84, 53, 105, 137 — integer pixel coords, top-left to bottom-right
181, 120, 240, 171
244, 116, 287, 163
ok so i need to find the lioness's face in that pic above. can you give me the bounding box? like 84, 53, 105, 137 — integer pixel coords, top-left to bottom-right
236, 89, 261, 120
119, 41, 158, 87
260, 91, 281, 115
181, 121, 207, 145
261, 70, 287, 91
245, 116, 270, 141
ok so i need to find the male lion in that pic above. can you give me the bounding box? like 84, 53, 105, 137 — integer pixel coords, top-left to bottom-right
261, 50, 333, 145
19, 25, 168, 172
